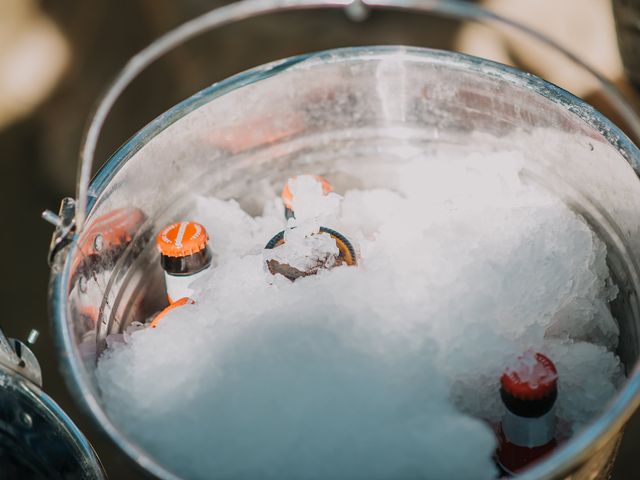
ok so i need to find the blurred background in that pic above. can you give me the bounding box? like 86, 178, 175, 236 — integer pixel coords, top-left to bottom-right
1, 0, 640, 477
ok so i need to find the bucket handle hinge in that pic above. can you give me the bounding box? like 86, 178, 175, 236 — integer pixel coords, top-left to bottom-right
42, 197, 76, 266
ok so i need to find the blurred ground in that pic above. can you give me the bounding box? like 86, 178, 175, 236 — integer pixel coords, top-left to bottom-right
0, 0, 639, 478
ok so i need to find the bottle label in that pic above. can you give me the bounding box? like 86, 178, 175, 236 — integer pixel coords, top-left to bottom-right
165, 268, 209, 303
502, 406, 556, 448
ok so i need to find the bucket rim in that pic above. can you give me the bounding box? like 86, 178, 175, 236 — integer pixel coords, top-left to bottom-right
53, 45, 640, 480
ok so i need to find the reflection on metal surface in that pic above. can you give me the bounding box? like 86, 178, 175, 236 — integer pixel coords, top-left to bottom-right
0, 365, 106, 479
67, 207, 150, 361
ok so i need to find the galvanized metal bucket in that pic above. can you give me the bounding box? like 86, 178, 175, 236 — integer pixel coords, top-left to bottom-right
46, 1, 640, 478
0, 329, 105, 479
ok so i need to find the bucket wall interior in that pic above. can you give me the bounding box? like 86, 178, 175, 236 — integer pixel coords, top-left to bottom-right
58, 47, 640, 478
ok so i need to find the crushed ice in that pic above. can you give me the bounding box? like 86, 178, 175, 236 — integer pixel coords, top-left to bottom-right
97, 152, 623, 479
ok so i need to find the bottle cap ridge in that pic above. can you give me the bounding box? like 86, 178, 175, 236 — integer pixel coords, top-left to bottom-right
156, 221, 209, 257
501, 351, 558, 400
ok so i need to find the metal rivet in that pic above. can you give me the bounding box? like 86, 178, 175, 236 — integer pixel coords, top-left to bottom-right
93, 234, 104, 252
345, 0, 369, 22
27, 329, 39, 345
20, 412, 33, 428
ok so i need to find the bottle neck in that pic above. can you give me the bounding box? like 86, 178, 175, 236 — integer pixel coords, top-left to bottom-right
164, 267, 210, 303
502, 405, 556, 448
161, 247, 212, 276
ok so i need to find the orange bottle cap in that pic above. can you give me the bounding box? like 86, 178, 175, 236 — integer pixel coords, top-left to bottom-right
156, 221, 209, 257
281, 175, 333, 210
150, 297, 195, 328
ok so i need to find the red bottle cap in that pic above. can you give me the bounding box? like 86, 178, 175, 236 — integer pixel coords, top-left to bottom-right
501, 351, 557, 400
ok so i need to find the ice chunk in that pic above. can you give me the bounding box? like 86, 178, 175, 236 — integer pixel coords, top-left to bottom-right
104, 321, 146, 349
264, 229, 340, 279
193, 195, 281, 263
286, 174, 342, 221
545, 298, 619, 350
545, 340, 623, 431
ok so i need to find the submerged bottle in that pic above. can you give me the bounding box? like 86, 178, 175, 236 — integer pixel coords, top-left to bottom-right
264, 226, 357, 281
268, 175, 355, 281
281, 174, 333, 220
496, 351, 559, 476
156, 221, 212, 303
150, 297, 196, 329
